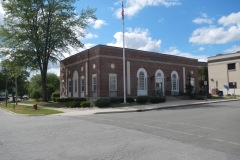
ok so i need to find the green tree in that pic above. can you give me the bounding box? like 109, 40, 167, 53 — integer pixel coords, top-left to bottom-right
185, 72, 194, 98
0, 60, 29, 106
0, 0, 96, 101
198, 67, 208, 93
29, 73, 60, 101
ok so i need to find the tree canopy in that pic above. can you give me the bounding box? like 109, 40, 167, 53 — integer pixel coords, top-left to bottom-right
0, 0, 96, 101
29, 73, 60, 100
0, 60, 29, 98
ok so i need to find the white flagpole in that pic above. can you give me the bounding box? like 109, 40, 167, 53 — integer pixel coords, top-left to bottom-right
122, 0, 126, 103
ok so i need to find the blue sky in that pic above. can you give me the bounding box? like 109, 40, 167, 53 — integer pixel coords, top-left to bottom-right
1, 0, 240, 76
74, 0, 240, 61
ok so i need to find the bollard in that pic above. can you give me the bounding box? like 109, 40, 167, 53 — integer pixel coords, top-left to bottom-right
33, 104, 38, 110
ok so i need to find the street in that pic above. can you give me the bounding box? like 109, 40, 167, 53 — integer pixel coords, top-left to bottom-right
0, 101, 240, 160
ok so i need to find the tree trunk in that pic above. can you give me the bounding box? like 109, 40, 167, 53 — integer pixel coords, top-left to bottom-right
15, 77, 18, 106
41, 65, 48, 102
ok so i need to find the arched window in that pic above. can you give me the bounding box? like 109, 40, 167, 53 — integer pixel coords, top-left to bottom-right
155, 69, 165, 96
171, 71, 179, 96
72, 70, 79, 97
137, 68, 148, 96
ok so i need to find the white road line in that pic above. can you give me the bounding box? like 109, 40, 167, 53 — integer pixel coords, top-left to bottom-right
123, 117, 240, 136
83, 116, 240, 147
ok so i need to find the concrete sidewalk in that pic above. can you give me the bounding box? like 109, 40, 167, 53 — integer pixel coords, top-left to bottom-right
29, 98, 239, 116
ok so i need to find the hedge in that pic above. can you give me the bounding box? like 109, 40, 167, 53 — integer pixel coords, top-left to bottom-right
66, 101, 80, 108
80, 101, 91, 107
57, 97, 87, 103
136, 96, 149, 104
95, 99, 111, 108
126, 97, 135, 103
149, 96, 166, 103
52, 92, 60, 102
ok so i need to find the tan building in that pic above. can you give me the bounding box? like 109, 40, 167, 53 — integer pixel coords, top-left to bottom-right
208, 51, 240, 95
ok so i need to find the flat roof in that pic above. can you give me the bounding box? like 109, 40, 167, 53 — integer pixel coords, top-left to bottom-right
208, 51, 240, 63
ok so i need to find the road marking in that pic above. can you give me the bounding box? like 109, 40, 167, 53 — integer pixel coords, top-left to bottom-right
113, 117, 240, 136
82, 116, 240, 147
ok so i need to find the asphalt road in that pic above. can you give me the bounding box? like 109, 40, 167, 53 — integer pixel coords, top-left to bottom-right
0, 101, 240, 160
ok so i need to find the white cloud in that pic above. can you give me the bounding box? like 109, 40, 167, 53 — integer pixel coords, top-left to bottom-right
218, 12, 240, 27
189, 12, 240, 44
92, 19, 107, 29
164, 47, 207, 62
48, 43, 96, 76
0, 2, 5, 25
85, 33, 98, 39
107, 28, 161, 52
61, 43, 95, 59
193, 13, 213, 24
224, 45, 240, 53
88, 18, 107, 29
189, 26, 240, 44
48, 67, 60, 76
115, 0, 180, 18
198, 47, 205, 51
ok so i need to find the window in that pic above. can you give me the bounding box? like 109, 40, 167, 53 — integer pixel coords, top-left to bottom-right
109, 74, 117, 97
171, 71, 179, 96
92, 74, 97, 92
61, 81, 64, 94
172, 74, 177, 90
138, 72, 145, 90
81, 77, 85, 92
74, 80, 77, 93
229, 82, 237, 89
228, 63, 236, 70
155, 69, 165, 96
109, 74, 117, 91
72, 71, 78, 97
68, 80, 71, 92
137, 68, 148, 96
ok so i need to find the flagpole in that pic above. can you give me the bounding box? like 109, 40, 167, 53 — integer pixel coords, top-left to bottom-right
122, 0, 126, 103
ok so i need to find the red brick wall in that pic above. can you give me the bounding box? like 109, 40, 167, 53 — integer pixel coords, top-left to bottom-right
60, 45, 202, 98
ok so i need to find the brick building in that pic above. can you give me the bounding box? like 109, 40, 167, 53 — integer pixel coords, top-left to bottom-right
60, 45, 204, 100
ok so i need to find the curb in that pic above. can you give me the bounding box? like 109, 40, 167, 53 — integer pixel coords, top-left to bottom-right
95, 99, 239, 114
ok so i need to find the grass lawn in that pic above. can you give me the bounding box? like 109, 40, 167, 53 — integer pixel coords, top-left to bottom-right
0, 103, 63, 115
20, 100, 65, 108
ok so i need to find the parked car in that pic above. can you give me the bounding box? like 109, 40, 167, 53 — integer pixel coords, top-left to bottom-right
0, 92, 7, 101
22, 95, 29, 100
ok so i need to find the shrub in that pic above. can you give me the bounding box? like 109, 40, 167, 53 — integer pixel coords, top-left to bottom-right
126, 97, 135, 103
55, 98, 60, 102
149, 96, 162, 104
159, 97, 166, 103
80, 101, 91, 107
95, 99, 111, 108
193, 95, 205, 100
110, 97, 119, 104
118, 98, 124, 103
57, 97, 87, 103
31, 90, 42, 101
66, 101, 80, 108
136, 96, 149, 104
52, 92, 60, 102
